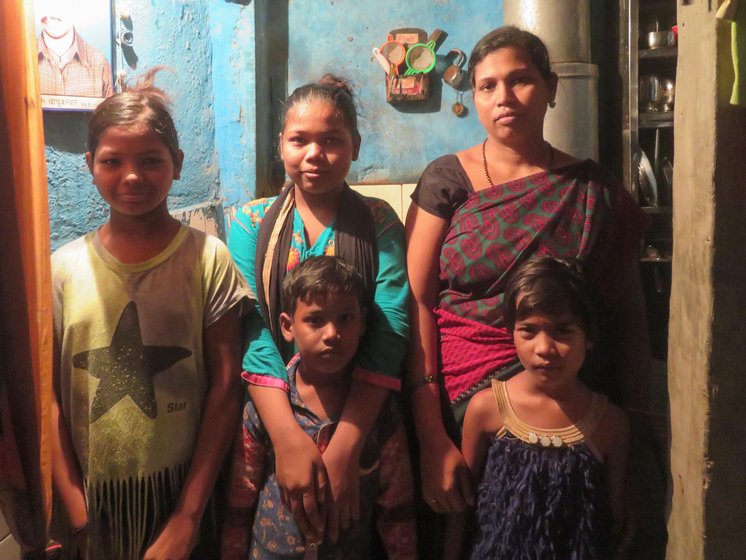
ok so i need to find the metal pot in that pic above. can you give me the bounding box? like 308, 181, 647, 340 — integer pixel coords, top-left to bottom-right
647, 30, 674, 49
504, 0, 591, 62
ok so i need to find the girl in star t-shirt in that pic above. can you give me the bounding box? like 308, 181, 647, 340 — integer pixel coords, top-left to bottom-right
49, 69, 253, 559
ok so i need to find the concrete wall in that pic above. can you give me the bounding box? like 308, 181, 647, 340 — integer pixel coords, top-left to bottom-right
47, 0, 510, 245
666, 1, 715, 554
46, 1, 621, 245
703, 6, 746, 558
46, 0, 256, 250
667, 2, 746, 558
44, 1, 619, 247
286, 0, 503, 185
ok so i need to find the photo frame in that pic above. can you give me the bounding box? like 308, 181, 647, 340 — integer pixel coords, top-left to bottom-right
34, 0, 115, 111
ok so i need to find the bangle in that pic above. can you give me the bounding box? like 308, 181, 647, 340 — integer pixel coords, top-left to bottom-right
409, 374, 437, 391
71, 521, 89, 536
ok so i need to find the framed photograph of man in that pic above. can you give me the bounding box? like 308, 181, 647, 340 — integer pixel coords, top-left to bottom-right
34, 0, 114, 111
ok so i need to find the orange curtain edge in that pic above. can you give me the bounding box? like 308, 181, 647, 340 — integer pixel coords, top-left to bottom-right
0, 0, 54, 551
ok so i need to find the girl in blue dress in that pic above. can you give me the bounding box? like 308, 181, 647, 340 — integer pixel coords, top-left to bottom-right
455, 256, 630, 559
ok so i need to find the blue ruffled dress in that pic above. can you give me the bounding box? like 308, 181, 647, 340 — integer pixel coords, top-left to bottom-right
471, 380, 612, 559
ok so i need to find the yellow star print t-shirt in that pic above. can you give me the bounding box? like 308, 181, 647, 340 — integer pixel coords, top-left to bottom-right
52, 225, 252, 558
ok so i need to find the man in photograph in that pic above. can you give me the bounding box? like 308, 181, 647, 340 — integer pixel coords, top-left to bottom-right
36, 0, 113, 98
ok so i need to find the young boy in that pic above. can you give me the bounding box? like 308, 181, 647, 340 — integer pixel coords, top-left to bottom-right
222, 256, 416, 560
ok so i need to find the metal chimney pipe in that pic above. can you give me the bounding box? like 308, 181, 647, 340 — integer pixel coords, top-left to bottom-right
503, 0, 598, 160
503, 0, 591, 63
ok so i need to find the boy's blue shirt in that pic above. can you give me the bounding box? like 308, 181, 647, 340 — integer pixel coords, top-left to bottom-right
241, 355, 411, 559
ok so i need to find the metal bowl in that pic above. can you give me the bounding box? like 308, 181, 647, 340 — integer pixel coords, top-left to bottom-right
647, 31, 674, 49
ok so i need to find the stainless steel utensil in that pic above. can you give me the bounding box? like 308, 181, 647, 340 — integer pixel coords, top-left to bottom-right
662, 159, 673, 188
647, 30, 674, 49
638, 150, 658, 206
640, 75, 662, 112
662, 79, 675, 111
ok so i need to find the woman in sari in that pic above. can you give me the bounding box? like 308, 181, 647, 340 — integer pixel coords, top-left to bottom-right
406, 26, 650, 516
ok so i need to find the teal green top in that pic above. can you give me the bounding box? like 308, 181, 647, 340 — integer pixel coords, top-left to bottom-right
227, 195, 409, 391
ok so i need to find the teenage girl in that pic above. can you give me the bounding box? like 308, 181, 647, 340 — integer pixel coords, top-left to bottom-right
227, 75, 408, 543
454, 256, 630, 559
50, 69, 252, 559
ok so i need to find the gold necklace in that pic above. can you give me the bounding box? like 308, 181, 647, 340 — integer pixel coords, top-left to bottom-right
482, 139, 554, 188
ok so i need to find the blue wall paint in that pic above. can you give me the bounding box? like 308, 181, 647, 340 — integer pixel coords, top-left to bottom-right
130, 0, 219, 209
287, 0, 503, 184
45, 0, 504, 249
208, 1, 256, 207
46, 0, 225, 250
44, 113, 107, 248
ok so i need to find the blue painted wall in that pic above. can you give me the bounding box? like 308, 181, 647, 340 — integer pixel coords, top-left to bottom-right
45, 0, 504, 248
128, 0, 219, 209
208, 1, 256, 208
45, 0, 257, 250
287, 0, 503, 184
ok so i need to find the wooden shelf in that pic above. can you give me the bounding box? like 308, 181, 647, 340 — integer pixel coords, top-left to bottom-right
639, 46, 677, 59
640, 112, 674, 128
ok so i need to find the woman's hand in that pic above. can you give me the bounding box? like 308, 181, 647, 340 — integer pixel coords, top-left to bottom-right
143, 512, 198, 560
273, 426, 328, 542
405, 204, 470, 511
321, 434, 362, 542
419, 427, 474, 513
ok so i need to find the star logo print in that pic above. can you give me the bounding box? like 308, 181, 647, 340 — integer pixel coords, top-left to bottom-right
73, 301, 192, 423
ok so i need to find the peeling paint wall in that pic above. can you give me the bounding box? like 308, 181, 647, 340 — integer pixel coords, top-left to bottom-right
44, 0, 611, 245
208, 1, 256, 207
286, 0, 504, 184
46, 0, 241, 250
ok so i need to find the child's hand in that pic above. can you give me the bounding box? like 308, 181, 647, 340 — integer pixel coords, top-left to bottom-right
143, 512, 198, 560
420, 429, 474, 513
274, 428, 328, 542
320, 437, 362, 542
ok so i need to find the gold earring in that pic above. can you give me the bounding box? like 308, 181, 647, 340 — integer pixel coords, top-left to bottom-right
549, 100, 556, 108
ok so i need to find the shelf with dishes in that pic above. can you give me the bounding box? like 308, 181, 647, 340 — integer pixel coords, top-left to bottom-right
639, 75, 675, 119
636, 141, 673, 207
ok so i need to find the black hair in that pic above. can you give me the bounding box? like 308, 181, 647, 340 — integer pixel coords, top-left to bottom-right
88, 67, 180, 164
281, 74, 360, 142
503, 255, 596, 341
281, 256, 366, 316
468, 25, 554, 88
